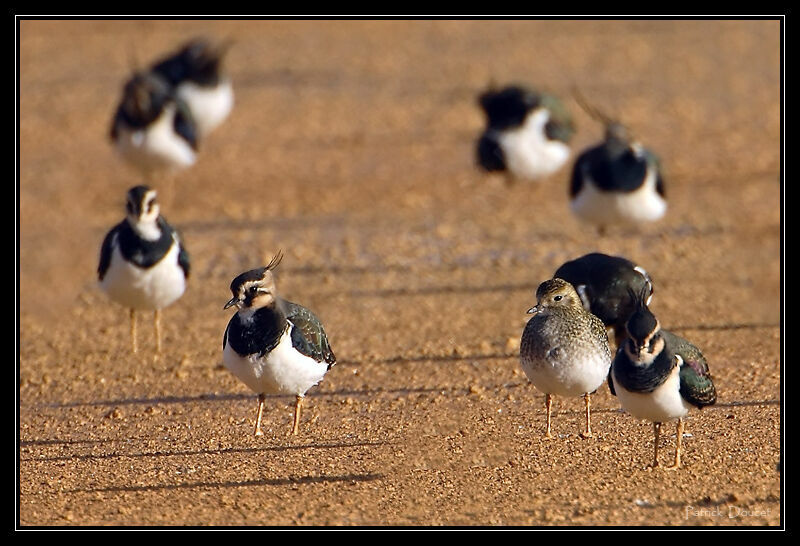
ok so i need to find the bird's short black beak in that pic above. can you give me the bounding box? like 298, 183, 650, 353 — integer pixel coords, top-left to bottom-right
527, 305, 539, 315
224, 297, 239, 310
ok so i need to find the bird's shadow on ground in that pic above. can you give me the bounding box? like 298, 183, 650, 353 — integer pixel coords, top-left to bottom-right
68, 471, 385, 494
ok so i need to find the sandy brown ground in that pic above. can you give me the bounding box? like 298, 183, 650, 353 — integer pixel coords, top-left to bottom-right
18, 19, 782, 527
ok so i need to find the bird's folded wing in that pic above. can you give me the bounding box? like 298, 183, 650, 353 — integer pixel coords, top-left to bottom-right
286, 303, 336, 369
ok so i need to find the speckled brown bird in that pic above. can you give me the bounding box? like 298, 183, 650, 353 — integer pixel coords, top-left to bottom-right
520, 278, 612, 438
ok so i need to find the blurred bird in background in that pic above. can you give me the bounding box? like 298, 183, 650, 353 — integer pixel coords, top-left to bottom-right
110, 70, 199, 180
568, 91, 666, 235
476, 83, 575, 184
151, 37, 234, 138
109, 36, 234, 205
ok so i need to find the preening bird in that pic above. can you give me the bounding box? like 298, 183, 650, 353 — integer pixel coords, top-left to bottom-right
110, 70, 198, 179
476, 84, 574, 183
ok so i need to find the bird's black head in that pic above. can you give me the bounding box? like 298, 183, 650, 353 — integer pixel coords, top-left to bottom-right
125, 185, 160, 223
603, 122, 638, 157
623, 285, 663, 360
225, 251, 283, 311
118, 71, 172, 126
479, 85, 540, 131
154, 38, 232, 86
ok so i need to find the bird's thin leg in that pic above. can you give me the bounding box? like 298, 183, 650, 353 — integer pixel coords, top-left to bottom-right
154, 309, 162, 354
130, 309, 138, 354
544, 393, 554, 439
253, 394, 266, 436
651, 422, 661, 468
580, 392, 594, 438
667, 418, 684, 470
291, 395, 304, 436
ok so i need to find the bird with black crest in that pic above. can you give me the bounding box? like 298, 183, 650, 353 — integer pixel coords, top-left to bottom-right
610, 285, 717, 469
568, 90, 667, 235
222, 251, 337, 437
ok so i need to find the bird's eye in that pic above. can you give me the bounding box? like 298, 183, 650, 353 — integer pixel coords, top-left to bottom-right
553, 295, 563, 301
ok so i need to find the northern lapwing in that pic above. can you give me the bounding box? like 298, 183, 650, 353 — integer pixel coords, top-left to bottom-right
151, 37, 234, 138
222, 252, 336, 437
109, 70, 199, 180
476, 84, 574, 183
98, 185, 190, 354
554, 252, 654, 349
610, 287, 717, 469
520, 278, 612, 438
569, 96, 666, 234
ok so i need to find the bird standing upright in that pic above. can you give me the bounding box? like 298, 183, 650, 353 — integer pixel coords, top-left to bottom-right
151, 37, 234, 138
98, 185, 190, 354
476, 84, 574, 183
568, 94, 666, 234
222, 252, 336, 437
554, 252, 654, 349
519, 278, 612, 438
610, 288, 717, 469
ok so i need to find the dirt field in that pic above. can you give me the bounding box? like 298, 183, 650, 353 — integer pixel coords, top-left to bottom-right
18, 19, 782, 527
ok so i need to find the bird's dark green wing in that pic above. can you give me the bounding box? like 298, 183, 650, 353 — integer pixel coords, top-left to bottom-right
664, 331, 716, 408
173, 230, 190, 279
285, 302, 336, 369
98, 223, 123, 281
678, 355, 717, 408
173, 98, 199, 150
541, 93, 575, 143
645, 150, 666, 197
178, 244, 190, 278
569, 150, 593, 198
158, 217, 190, 278
607, 369, 616, 396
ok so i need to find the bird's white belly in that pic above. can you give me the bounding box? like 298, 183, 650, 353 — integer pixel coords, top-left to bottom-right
498, 109, 571, 180
176, 79, 233, 136
521, 351, 611, 397
223, 328, 328, 397
612, 365, 691, 422
571, 168, 667, 225
114, 105, 196, 173
101, 243, 186, 310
